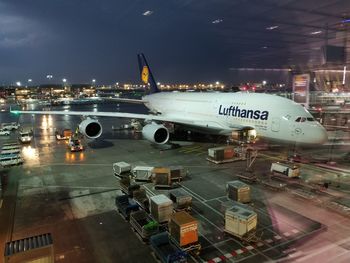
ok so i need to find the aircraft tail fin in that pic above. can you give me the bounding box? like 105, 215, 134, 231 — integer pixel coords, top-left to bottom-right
137, 53, 160, 94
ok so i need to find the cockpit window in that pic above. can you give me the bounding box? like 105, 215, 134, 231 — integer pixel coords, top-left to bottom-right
295, 117, 309, 122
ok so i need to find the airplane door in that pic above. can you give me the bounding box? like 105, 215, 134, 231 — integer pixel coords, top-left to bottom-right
271, 117, 280, 132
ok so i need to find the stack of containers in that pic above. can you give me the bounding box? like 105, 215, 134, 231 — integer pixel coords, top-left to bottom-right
208, 146, 235, 161
150, 194, 173, 223
169, 211, 198, 247
226, 180, 251, 203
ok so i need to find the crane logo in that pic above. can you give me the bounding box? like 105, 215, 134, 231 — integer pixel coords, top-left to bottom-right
141, 66, 149, 84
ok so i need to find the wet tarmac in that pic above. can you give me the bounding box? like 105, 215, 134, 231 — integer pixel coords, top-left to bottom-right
0, 103, 349, 262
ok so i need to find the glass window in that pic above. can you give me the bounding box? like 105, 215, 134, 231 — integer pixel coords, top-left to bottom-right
300, 117, 306, 122
295, 117, 301, 122
307, 117, 315, 121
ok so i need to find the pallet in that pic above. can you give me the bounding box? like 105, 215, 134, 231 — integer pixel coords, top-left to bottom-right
206, 157, 244, 164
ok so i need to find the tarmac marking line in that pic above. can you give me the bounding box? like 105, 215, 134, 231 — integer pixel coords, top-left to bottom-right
224, 253, 232, 259
274, 235, 282, 240
246, 245, 254, 250
236, 249, 243, 254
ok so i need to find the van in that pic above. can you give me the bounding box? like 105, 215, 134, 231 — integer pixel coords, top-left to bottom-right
0, 154, 24, 167
270, 162, 300, 178
19, 132, 33, 143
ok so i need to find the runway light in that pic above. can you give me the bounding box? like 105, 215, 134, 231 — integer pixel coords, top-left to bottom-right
143, 10, 153, 16
266, 25, 279, 30
262, 80, 267, 85
310, 31, 322, 35
16, 81, 21, 86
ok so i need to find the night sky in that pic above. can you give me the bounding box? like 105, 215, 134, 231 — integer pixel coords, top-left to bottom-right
0, 0, 348, 85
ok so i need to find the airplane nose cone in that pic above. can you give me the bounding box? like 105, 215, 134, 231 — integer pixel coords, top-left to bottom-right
315, 126, 328, 144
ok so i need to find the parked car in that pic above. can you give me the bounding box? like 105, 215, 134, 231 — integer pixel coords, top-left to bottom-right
0, 129, 10, 136
2, 122, 20, 131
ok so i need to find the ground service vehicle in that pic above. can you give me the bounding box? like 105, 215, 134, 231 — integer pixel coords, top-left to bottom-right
68, 137, 84, 152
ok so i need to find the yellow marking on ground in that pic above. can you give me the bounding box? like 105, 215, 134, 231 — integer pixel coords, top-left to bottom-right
178, 145, 202, 153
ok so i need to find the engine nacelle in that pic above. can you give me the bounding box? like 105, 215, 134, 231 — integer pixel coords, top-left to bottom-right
142, 123, 169, 144
78, 118, 102, 139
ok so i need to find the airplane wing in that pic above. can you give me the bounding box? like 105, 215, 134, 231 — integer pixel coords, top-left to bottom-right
11, 109, 247, 135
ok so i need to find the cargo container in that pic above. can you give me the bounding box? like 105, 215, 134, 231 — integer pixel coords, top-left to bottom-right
270, 162, 300, 178
119, 177, 140, 197
169, 166, 186, 182
115, 194, 139, 220
152, 167, 172, 188
132, 166, 154, 181
169, 189, 192, 211
208, 146, 235, 161
150, 232, 187, 263
226, 180, 251, 203
150, 194, 173, 223
224, 201, 258, 242
113, 162, 131, 177
169, 211, 200, 255
130, 210, 159, 241
133, 187, 150, 212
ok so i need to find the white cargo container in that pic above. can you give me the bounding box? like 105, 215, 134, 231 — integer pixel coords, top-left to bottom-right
225, 201, 257, 239
113, 162, 131, 176
270, 162, 300, 177
132, 166, 154, 181
150, 194, 173, 223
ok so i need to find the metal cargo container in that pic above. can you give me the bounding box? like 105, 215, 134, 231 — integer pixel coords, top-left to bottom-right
169, 211, 198, 247
113, 162, 131, 176
169, 189, 192, 211
152, 167, 172, 188
133, 187, 150, 212
208, 146, 235, 161
226, 180, 251, 203
150, 194, 173, 223
169, 166, 186, 181
225, 201, 257, 239
132, 166, 154, 181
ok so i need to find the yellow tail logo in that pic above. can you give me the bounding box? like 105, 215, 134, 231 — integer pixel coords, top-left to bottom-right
141, 66, 149, 84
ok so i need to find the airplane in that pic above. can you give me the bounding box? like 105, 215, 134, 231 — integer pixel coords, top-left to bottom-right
11, 54, 328, 145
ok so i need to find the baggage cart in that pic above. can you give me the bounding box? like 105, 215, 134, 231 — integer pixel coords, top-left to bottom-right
150, 232, 187, 263
169, 189, 192, 211
130, 210, 159, 241
115, 194, 139, 220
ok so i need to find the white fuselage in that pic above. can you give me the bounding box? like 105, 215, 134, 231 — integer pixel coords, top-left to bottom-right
143, 92, 328, 145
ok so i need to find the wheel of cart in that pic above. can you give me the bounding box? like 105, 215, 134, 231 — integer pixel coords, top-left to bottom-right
170, 236, 201, 257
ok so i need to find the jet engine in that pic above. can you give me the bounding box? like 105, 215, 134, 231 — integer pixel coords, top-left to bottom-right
142, 123, 169, 144
78, 118, 102, 139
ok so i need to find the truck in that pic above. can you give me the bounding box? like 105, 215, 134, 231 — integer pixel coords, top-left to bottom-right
270, 162, 300, 178
129, 210, 159, 241
115, 194, 139, 220
0, 129, 10, 136
150, 232, 187, 263
55, 129, 72, 140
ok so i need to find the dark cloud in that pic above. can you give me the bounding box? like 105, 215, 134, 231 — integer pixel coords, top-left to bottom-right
0, 0, 349, 85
